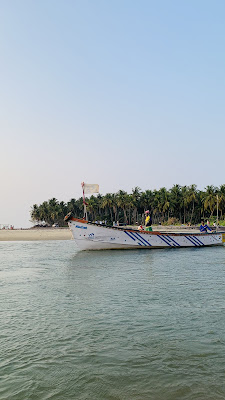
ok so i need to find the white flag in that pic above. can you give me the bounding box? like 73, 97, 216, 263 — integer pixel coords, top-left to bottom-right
82, 183, 99, 195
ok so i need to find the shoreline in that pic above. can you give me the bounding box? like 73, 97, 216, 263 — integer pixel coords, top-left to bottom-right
0, 228, 72, 241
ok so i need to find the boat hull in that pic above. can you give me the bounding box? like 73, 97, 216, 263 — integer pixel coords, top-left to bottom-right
66, 218, 225, 251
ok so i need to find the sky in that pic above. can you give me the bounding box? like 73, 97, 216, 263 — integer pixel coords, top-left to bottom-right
0, 0, 225, 227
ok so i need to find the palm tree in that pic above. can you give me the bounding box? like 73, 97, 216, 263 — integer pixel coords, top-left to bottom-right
102, 193, 114, 223
67, 198, 78, 214
30, 204, 41, 223
30, 183, 225, 227
39, 201, 51, 224
67, 198, 83, 218
87, 196, 99, 221
204, 185, 217, 218
157, 187, 170, 221
169, 185, 182, 222
181, 186, 188, 224
187, 184, 197, 224
131, 187, 142, 224
126, 194, 134, 225
58, 201, 68, 225
48, 198, 60, 224
116, 190, 129, 224
218, 185, 225, 219
141, 189, 154, 217
111, 193, 118, 223
152, 189, 160, 223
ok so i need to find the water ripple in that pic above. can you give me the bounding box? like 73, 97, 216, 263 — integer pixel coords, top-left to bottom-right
1, 242, 225, 399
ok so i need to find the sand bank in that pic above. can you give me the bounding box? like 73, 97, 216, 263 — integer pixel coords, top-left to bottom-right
0, 228, 72, 241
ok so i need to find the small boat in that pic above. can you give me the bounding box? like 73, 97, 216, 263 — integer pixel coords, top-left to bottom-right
64, 214, 225, 251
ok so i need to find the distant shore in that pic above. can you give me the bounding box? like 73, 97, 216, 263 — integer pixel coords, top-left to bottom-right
0, 225, 207, 242
0, 228, 72, 241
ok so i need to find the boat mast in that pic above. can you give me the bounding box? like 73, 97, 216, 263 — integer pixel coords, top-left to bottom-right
81, 182, 99, 222
81, 182, 88, 220
216, 194, 219, 231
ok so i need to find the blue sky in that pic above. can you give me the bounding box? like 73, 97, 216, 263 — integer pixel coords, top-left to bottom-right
0, 0, 225, 227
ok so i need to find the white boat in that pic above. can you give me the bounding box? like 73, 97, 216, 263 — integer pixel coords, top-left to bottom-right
65, 214, 225, 250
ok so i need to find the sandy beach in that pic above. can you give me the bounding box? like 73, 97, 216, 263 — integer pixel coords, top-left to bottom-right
0, 228, 72, 241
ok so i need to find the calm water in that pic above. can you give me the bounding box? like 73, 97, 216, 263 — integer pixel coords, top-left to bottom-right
1, 241, 225, 400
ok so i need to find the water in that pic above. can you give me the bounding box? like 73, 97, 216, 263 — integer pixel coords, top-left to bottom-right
1, 241, 225, 400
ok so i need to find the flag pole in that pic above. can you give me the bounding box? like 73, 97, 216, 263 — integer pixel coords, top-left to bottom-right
81, 182, 88, 220
81, 183, 99, 222
217, 194, 219, 231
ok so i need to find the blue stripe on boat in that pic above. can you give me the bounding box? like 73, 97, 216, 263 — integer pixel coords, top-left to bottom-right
125, 231, 143, 246
168, 236, 181, 246
192, 235, 204, 246
135, 232, 152, 246
188, 235, 203, 246
157, 235, 172, 246
130, 232, 147, 246
185, 236, 198, 246
125, 231, 136, 241
189, 236, 200, 246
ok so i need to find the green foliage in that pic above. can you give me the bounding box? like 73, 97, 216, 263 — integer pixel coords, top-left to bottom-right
163, 217, 180, 226
30, 184, 225, 226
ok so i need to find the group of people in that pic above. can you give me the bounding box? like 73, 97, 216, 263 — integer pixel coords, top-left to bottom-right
138, 213, 216, 234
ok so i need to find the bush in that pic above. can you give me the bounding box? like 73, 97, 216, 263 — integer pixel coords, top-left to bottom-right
219, 220, 225, 226
163, 217, 180, 226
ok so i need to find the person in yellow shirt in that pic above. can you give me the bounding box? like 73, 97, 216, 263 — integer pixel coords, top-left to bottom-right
145, 210, 152, 231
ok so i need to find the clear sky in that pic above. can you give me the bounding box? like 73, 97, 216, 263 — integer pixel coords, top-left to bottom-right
0, 0, 225, 227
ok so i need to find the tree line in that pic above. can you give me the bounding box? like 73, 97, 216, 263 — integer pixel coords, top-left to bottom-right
30, 184, 225, 227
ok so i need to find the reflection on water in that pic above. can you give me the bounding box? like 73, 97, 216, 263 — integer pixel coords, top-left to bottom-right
1, 241, 225, 399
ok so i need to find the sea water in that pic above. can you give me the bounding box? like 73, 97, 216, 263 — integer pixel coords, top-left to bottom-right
1, 241, 225, 400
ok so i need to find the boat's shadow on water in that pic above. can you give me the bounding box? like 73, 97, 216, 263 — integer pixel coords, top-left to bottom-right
68, 248, 157, 270
72, 245, 219, 256
70, 244, 225, 265
67, 245, 224, 271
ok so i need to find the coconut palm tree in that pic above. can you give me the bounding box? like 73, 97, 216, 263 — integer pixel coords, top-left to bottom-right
102, 193, 114, 222
131, 187, 142, 224
39, 201, 51, 224
204, 185, 217, 218
126, 194, 134, 225
152, 189, 161, 223
111, 193, 118, 223
48, 198, 60, 224
187, 184, 197, 224
169, 185, 182, 222
157, 187, 170, 222
87, 196, 99, 221
30, 183, 225, 228
116, 190, 129, 224
218, 185, 225, 219
58, 201, 68, 225
30, 204, 41, 223
181, 186, 189, 224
